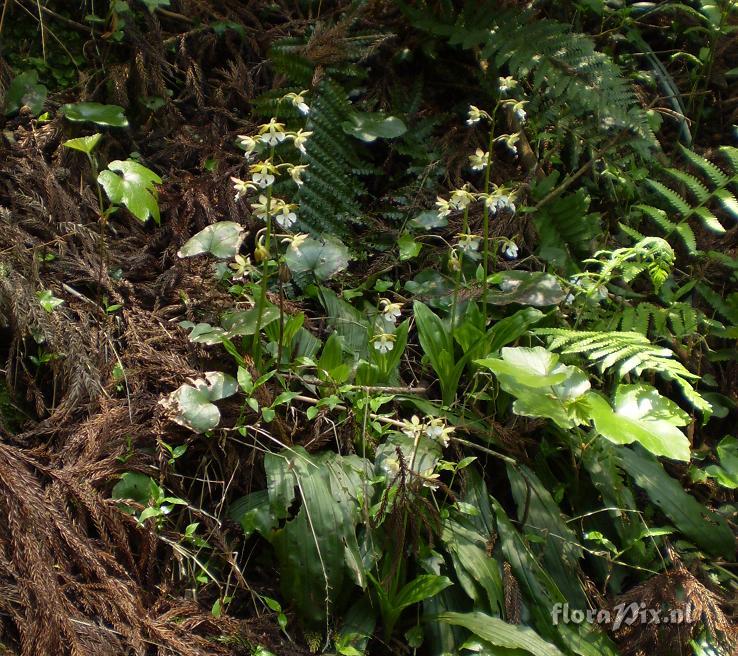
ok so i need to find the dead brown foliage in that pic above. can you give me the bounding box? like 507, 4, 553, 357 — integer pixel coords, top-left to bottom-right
0, 10, 317, 654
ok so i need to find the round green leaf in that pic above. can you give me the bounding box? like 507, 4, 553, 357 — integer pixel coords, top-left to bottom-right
341, 111, 407, 142
178, 221, 246, 259
159, 371, 237, 433
5, 71, 47, 116
61, 102, 129, 127
284, 236, 349, 280
112, 472, 161, 506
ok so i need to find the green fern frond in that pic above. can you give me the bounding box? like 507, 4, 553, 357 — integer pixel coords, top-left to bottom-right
268, 38, 315, 86
533, 189, 601, 257
297, 78, 367, 236
633, 146, 738, 253
680, 146, 729, 188
534, 328, 709, 412
646, 179, 692, 215
404, 2, 654, 150
664, 169, 710, 204
608, 302, 703, 340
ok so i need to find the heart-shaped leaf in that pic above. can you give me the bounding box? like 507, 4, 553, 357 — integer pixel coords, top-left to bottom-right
112, 472, 161, 505
4, 71, 47, 116
410, 210, 448, 230
63, 133, 102, 155
284, 236, 349, 280
178, 222, 246, 259
98, 159, 161, 223
486, 271, 565, 306
341, 111, 407, 142
476, 347, 591, 428
587, 384, 691, 461
160, 371, 237, 433
61, 102, 129, 127
477, 346, 571, 388
36, 289, 64, 313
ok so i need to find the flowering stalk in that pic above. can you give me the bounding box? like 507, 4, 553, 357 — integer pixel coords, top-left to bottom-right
481, 105, 499, 320
450, 205, 471, 340
251, 148, 275, 368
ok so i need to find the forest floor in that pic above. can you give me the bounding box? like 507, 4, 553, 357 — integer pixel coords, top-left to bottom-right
1, 2, 737, 656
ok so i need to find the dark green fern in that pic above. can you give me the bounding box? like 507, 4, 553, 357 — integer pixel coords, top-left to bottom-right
634, 145, 738, 254
404, 1, 655, 151
532, 187, 601, 262
297, 78, 367, 236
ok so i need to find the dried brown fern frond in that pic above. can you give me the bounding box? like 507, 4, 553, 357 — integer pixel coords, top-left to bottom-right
609, 557, 737, 656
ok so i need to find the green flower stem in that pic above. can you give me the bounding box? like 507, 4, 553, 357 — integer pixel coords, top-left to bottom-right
481, 111, 497, 321
450, 206, 470, 342
252, 150, 275, 369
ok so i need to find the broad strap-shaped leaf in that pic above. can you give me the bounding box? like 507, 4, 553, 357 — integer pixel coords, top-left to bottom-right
493, 501, 621, 655
436, 611, 564, 656
508, 465, 587, 607
442, 518, 505, 613
618, 446, 735, 558
268, 448, 372, 625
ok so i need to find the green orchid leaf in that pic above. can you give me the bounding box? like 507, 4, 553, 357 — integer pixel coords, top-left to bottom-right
98, 160, 161, 223
228, 490, 278, 538
704, 436, 738, 488
159, 371, 237, 433
61, 102, 129, 127
619, 447, 735, 557
284, 236, 349, 280
437, 611, 564, 656
221, 305, 280, 336
178, 221, 246, 259
587, 384, 691, 461
341, 111, 407, 142
486, 271, 566, 306
5, 71, 48, 116
394, 574, 453, 611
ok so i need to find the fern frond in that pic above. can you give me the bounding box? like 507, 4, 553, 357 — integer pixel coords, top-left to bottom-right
405, 2, 654, 150
533, 190, 601, 257
297, 78, 367, 236
680, 145, 729, 187
665, 169, 710, 204
632, 146, 738, 252
534, 328, 708, 412
646, 179, 692, 215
